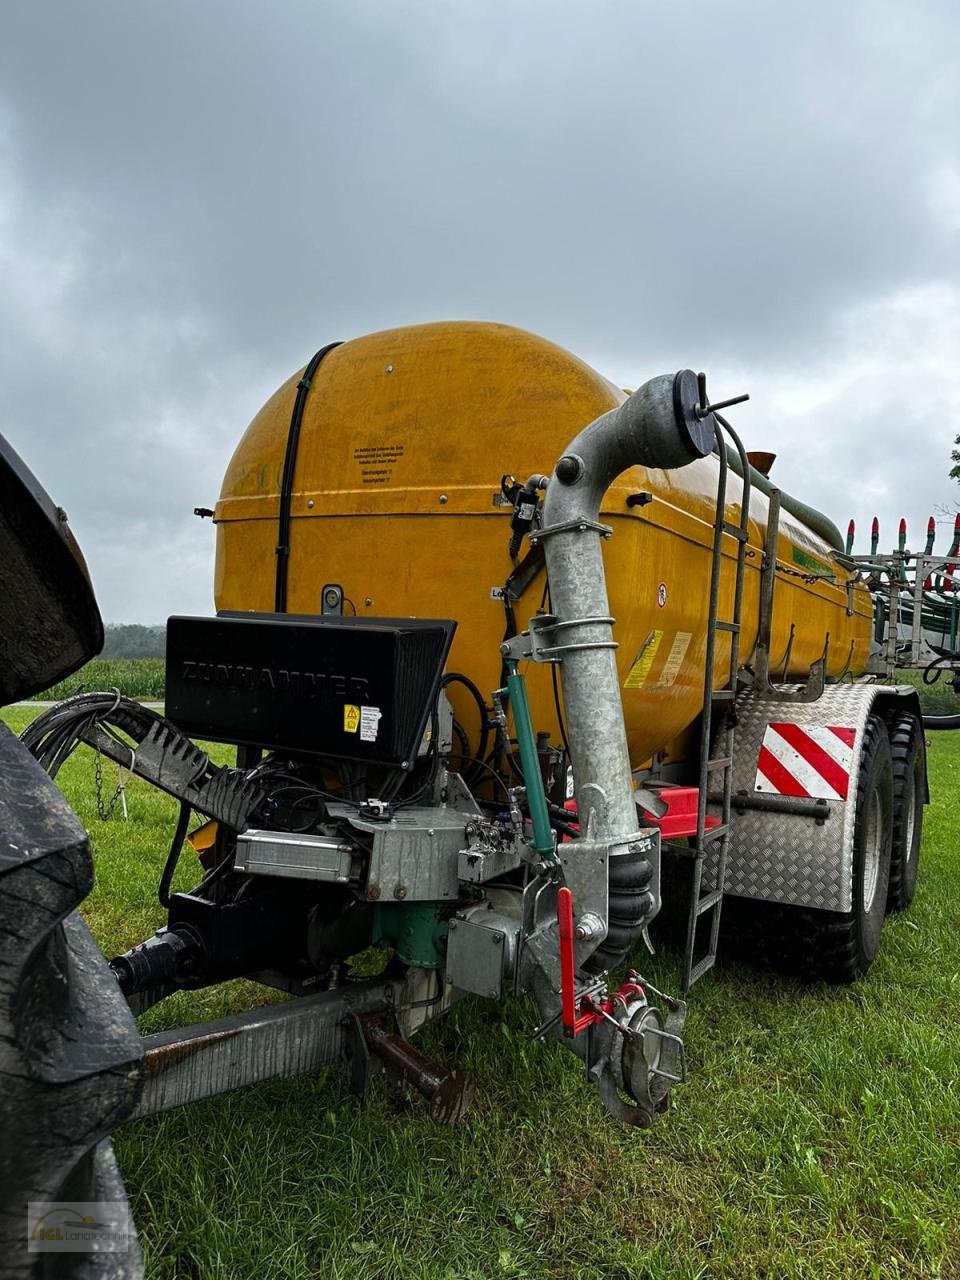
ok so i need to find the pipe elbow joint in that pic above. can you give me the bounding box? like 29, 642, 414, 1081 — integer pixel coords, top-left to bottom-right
548, 370, 715, 521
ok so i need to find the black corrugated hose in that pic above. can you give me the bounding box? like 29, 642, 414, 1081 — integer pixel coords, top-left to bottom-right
274, 342, 342, 612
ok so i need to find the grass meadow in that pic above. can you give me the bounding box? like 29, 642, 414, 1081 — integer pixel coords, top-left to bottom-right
2, 703, 958, 1280
34, 657, 166, 701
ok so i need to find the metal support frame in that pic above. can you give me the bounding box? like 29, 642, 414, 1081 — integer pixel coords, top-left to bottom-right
852, 548, 960, 677
754, 487, 826, 702
132, 980, 402, 1118
681, 405, 751, 990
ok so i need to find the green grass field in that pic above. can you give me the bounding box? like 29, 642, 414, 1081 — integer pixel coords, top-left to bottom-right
3, 705, 958, 1280
32, 657, 166, 701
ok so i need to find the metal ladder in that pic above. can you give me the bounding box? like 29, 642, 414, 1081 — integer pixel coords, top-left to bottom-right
681, 393, 752, 992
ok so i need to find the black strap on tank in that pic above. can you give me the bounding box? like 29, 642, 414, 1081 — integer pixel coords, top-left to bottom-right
274, 342, 343, 612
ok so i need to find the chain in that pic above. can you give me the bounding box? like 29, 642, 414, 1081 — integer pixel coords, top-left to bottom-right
89, 689, 133, 822
775, 564, 833, 584
94, 739, 131, 822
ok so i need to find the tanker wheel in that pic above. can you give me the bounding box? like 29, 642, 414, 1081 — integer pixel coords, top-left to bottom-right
792, 713, 894, 983
885, 713, 924, 913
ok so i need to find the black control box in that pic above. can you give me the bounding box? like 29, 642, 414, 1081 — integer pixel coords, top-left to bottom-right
165, 612, 456, 767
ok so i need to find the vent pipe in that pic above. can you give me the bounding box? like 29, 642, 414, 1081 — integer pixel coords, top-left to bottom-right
540, 371, 714, 857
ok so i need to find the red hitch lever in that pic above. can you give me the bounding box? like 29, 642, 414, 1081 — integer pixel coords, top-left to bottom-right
557, 885, 646, 1038
557, 886, 579, 1035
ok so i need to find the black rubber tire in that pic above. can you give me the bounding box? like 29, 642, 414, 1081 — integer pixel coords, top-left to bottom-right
790, 714, 894, 982
0, 724, 143, 1276
886, 713, 924, 912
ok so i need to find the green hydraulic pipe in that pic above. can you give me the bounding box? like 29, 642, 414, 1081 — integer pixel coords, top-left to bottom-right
503, 659, 557, 863
720, 441, 844, 551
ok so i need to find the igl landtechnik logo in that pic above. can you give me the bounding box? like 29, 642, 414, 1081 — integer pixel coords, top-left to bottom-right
28, 1201, 134, 1253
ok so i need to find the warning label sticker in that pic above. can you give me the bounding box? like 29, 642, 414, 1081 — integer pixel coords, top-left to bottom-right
624, 631, 663, 689
353, 443, 405, 485
653, 631, 692, 689
343, 704, 360, 734
755, 722, 855, 800
360, 706, 382, 743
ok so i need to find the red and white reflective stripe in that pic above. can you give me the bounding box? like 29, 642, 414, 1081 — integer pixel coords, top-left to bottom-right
755, 723, 856, 801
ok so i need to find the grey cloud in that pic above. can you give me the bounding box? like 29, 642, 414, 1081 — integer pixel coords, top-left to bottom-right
0, 0, 957, 619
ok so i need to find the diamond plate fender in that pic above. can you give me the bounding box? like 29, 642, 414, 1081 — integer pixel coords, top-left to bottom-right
709, 683, 918, 912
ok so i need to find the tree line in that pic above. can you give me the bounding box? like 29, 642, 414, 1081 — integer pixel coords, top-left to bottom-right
101, 624, 166, 659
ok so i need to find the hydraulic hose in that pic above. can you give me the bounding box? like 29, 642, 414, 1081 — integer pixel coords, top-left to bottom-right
923, 714, 960, 731
274, 342, 342, 612
158, 799, 193, 908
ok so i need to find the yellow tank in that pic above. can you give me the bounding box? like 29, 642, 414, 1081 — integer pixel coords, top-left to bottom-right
214, 321, 872, 767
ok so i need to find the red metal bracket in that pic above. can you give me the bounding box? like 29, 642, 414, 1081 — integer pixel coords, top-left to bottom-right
562, 790, 719, 842
557, 885, 645, 1038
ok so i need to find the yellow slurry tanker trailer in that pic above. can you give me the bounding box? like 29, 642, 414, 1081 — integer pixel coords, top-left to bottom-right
2, 321, 948, 1271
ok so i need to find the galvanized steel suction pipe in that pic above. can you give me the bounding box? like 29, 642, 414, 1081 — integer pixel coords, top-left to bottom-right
539, 372, 715, 848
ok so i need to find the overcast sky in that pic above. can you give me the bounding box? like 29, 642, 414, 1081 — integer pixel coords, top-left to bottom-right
2, 1, 958, 622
